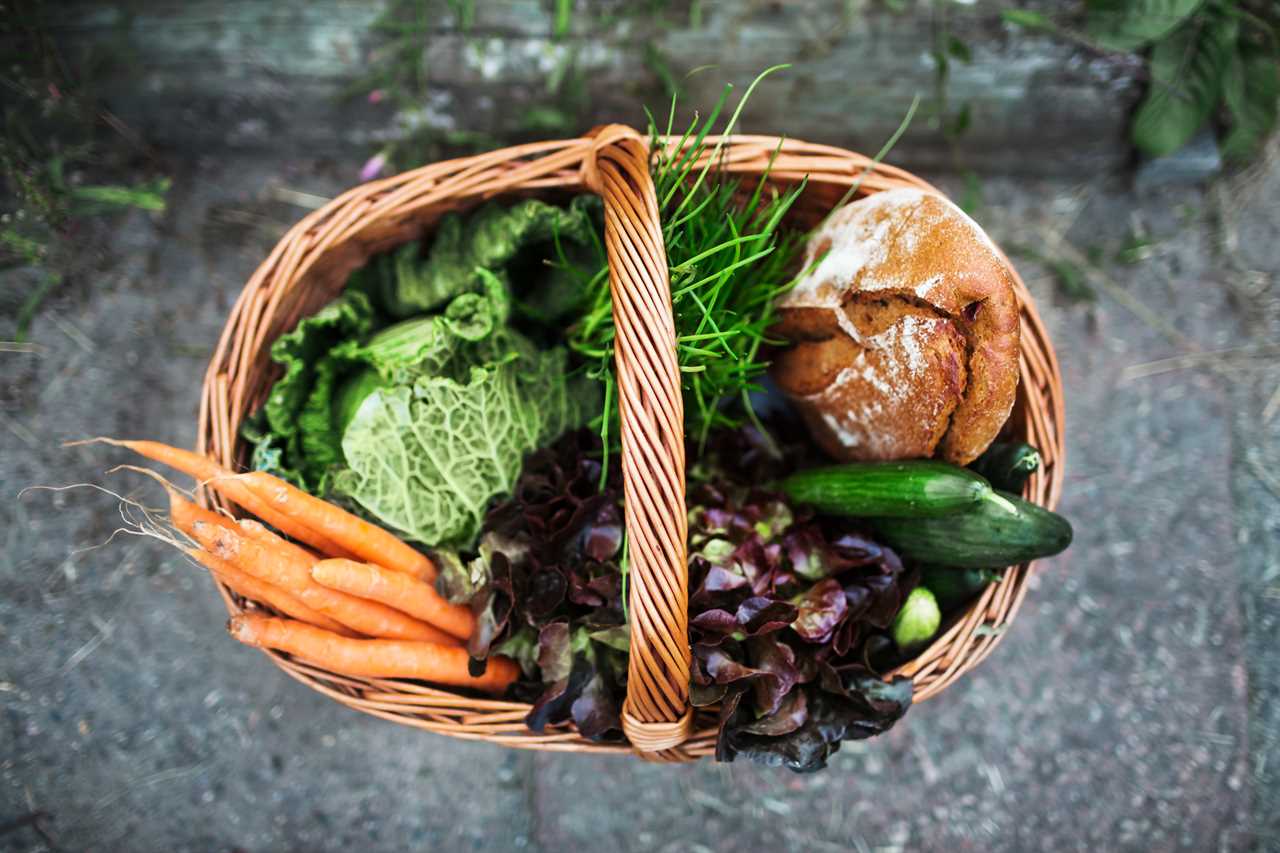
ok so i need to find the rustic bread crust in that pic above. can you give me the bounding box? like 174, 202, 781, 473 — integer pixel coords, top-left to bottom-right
771, 188, 1020, 465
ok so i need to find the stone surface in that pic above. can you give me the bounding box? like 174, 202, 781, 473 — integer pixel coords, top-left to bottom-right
3, 148, 1275, 851
40, 0, 1141, 175
2, 12, 1278, 849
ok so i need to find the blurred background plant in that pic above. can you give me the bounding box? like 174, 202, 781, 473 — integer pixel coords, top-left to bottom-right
342, 0, 687, 177
1004, 0, 1279, 163
1, 0, 169, 345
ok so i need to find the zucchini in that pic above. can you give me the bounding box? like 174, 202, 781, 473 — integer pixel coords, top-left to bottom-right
779, 460, 992, 518
968, 441, 1042, 494
874, 490, 1072, 568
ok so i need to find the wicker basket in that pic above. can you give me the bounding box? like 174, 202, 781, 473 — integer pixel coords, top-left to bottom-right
197, 125, 1065, 761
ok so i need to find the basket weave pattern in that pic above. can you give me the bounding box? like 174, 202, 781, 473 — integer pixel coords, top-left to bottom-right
197, 127, 1065, 760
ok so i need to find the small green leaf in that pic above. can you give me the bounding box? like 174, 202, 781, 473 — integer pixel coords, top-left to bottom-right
947, 35, 972, 63
553, 0, 572, 39
1086, 0, 1205, 51
1132, 15, 1238, 157
931, 47, 949, 78
959, 170, 984, 216
1001, 9, 1054, 31
1008, 243, 1095, 302
520, 106, 573, 133
946, 101, 972, 139
588, 625, 630, 652
15, 272, 61, 343
1116, 230, 1156, 264
1046, 257, 1094, 302
1221, 44, 1280, 163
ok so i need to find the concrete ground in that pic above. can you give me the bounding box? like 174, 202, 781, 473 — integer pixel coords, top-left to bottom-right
2, 144, 1278, 851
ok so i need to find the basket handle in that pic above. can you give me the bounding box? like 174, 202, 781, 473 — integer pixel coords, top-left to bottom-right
580, 125, 693, 753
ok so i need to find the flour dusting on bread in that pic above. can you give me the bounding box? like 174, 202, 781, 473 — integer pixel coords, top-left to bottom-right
770, 187, 1021, 465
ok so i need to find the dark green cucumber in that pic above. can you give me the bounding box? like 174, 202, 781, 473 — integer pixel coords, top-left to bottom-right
968, 442, 1042, 494
875, 490, 1072, 568
923, 567, 1001, 610
779, 461, 992, 518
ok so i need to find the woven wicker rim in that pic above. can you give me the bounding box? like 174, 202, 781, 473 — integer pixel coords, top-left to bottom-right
197, 127, 1065, 761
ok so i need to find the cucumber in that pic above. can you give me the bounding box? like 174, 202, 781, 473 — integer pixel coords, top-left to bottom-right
892, 587, 941, 652
923, 567, 1001, 610
874, 490, 1072, 568
968, 442, 1042, 494
779, 461, 992, 518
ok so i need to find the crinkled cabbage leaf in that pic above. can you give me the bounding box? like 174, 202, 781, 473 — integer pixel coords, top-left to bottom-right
244, 198, 601, 548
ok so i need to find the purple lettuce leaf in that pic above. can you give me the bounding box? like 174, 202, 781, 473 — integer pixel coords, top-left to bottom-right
747, 635, 801, 717
791, 578, 849, 644
570, 670, 622, 740
739, 688, 808, 737
536, 622, 572, 682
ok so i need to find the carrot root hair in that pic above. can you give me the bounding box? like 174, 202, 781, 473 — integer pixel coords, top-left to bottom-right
106, 463, 196, 500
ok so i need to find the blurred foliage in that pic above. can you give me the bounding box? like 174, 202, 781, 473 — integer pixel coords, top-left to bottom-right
343, 0, 689, 175
1005, 0, 1280, 163
2, 0, 169, 341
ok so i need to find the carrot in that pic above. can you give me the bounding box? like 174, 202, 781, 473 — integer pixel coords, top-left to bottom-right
86, 438, 356, 559
238, 472, 436, 582
311, 558, 474, 641
190, 520, 459, 646
164, 491, 355, 636
185, 547, 357, 637
238, 518, 321, 563
228, 613, 518, 694
166, 487, 239, 536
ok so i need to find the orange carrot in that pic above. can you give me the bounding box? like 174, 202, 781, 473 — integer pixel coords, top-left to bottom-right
239, 518, 321, 563
311, 558, 474, 641
91, 438, 356, 559
228, 614, 518, 694
185, 547, 356, 636
238, 472, 437, 582
166, 487, 239, 536
165, 492, 354, 636
190, 520, 459, 646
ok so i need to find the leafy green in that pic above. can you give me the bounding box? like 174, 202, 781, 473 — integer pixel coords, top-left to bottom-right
1221, 42, 1280, 163
1001, 9, 1056, 31
567, 75, 806, 453
259, 290, 380, 489
247, 199, 600, 548
684, 425, 917, 772
377, 196, 601, 319
1132, 13, 1238, 157
1086, 0, 1205, 51
445, 429, 629, 741
336, 347, 593, 547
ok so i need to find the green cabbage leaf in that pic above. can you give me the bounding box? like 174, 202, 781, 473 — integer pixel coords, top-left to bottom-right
244, 198, 601, 548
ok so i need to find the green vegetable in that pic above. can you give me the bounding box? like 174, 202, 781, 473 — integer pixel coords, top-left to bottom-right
892, 587, 941, 652
336, 347, 589, 548
376, 195, 601, 319
967, 442, 1041, 494
875, 491, 1073, 569
922, 567, 1000, 611
779, 461, 992, 518
246, 199, 600, 548
258, 290, 381, 489
565, 71, 806, 451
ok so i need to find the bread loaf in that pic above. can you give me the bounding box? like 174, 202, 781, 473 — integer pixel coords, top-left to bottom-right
770, 188, 1020, 465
